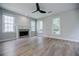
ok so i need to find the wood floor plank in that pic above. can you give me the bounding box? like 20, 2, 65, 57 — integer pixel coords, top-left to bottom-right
0, 36, 79, 56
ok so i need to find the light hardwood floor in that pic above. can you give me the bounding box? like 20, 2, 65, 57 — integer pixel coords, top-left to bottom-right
0, 36, 79, 56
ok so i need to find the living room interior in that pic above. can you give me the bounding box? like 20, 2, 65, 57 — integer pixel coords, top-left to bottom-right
0, 3, 79, 56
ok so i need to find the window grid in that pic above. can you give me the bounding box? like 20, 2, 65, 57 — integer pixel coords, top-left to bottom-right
37, 20, 43, 33
3, 15, 15, 32
52, 17, 61, 35
31, 20, 35, 31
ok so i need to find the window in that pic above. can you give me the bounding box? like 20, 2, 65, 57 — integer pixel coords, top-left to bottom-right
31, 20, 35, 31
37, 20, 43, 33
3, 15, 15, 32
52, 17, 61, 35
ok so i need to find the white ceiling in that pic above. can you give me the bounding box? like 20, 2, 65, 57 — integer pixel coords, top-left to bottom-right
0, 3, 79, 19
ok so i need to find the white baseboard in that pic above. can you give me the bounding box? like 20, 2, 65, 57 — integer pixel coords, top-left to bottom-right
0, 38, 16, 42
43, 35, 79, 43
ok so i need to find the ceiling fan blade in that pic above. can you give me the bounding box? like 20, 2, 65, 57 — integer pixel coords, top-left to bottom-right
32, 3, 40, 13
32, 3, 46, 13
39, 10, 46, 13
36, 3, 40, 10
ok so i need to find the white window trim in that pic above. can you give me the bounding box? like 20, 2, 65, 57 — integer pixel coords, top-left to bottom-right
2, 15, 15, 33
31, 20, 36, 31
52, 17, 61, 35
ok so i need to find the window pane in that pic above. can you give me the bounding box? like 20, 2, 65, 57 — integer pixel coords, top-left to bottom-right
37, 20, 43, 33
8, 16, 11, 23
4, 15, 8, 23
31, 20, 35, 26
10, 17, 14, 24
31, 26, 35, 31
31, 20, 35, 31
10, 26, 14, 32
39, 20, 43, 30
4, 24, 8, 32
52, 17, 61, 35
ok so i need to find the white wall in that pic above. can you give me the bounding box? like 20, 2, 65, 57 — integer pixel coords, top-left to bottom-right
16, 15, 31, 38
39, 9, 79, 42
0, 8, 17, 41
0, 8, 31, 41
0, 8, 2, 39
60, 9, 79, 41
17, 16, 30, 29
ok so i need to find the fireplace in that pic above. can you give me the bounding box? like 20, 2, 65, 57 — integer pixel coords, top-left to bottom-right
19, 29, 29, 37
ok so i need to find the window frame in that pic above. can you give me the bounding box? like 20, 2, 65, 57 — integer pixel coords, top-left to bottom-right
2, 15, 15, 33
52, 17, 61, 35
37, 20, 43, 33
31, 20, 36, 31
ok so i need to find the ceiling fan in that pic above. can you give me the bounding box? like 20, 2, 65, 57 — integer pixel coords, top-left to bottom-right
32, 3, 46, 13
